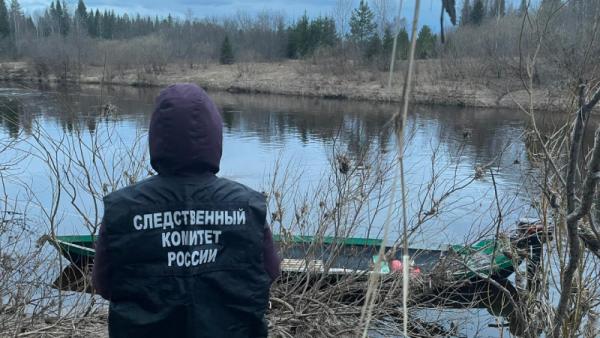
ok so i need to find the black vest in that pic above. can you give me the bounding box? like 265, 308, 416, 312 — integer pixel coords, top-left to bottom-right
103, 174, 271, 338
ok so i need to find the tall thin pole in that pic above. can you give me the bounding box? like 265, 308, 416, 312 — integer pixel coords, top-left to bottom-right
398, 0, 420, 336
361, 0, 420, 336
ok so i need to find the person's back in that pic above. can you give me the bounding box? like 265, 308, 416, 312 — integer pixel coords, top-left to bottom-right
92, 84, 280, 338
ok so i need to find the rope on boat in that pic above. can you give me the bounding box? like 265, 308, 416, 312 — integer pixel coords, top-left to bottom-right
360, 0, 420, 337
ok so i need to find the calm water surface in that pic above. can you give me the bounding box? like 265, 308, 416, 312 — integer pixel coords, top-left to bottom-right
0, 83, 559, 245
1, 82, 575, 337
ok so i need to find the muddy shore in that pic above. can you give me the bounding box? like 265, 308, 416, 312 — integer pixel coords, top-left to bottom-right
0, 60, 578, 112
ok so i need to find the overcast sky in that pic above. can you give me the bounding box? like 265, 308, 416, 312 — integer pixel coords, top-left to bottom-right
19, 0, 528, 30
19, 0, 453, 29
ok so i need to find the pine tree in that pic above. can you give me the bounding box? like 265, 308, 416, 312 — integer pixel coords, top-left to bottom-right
287, 15, 337, 59
364, 34, 381, 59
416, 25, 437, 59
349, 0, 376, 45
8, 0, 22, 52
54, 0, 69, 36
0, 0, 8, 38
382, 25, 394, 57
310, 16, 337, 49
470, 0, 485, 25
9, 1, 21, 22
86, 9, 94, 36
219, 35, 234, 65
75, 0, 87, 23
380, 24, 409, 62
397, 27, 409, 59
89, 9, 100, 37
323, 17, 337, 47
287, 13, 310, 58
166, 13, 173, 28
461, 0, 471, 25
101, 10, 114, 39
55, 0, 63, 32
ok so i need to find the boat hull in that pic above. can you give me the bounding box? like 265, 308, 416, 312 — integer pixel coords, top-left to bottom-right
45, 234, 519, 290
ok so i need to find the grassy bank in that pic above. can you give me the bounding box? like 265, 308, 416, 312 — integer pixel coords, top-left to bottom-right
0, 59, 576, 112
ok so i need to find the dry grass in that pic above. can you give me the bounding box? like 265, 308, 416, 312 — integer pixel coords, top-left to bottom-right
0, 59, 583, 112
2, 314, 109, 338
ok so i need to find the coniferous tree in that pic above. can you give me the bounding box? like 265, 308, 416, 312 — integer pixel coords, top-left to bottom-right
9, 1, 22, 25
397, 27, 410, 59
88, 9, 99, 37
324, 17, 338, 47
380, 24, 409, 62
0, 0, 9, 38
55, 0, 63, 33
470, 0, 485, 25
309, 16, 337, 50
101, 10, 114, 39
49, 1, 56, 20
49, 1, 59, 34
349, 0, 376, 45
287, 14, 337, 59
460, 0, 471, 25
416, 25, 437, 59
8, 0, 22, 53
382, 25, 394, 58
8, 0, 19, 34
288, 13, 309, 58
364, 34, 381, 59
54, 0, 69, 36
219, 35, 234, 65
75, 0, 87, 24
166, 13, 173, 28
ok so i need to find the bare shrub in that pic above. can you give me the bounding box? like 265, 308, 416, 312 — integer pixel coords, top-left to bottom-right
0, 93, 151, 336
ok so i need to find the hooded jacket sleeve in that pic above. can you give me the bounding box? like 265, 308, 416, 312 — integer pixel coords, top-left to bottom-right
263, 225, 280, 283
92, 222, 112, 300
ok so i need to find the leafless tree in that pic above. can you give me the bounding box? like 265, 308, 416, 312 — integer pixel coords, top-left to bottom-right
514, 1, 600, 337
333, 0, 355, 38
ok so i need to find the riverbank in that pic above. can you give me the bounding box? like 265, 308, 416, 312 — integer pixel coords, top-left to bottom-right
0, 60, 576, 112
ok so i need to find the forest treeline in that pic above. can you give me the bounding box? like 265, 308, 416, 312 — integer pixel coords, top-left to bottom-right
0, 0, 598, 85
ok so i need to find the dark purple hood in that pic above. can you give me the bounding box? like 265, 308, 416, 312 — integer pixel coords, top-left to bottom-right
149, 84, 223, 175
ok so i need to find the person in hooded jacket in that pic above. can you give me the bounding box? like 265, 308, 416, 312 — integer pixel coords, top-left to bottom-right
92, 83, 281, 338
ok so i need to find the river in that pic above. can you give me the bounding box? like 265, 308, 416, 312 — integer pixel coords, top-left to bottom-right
0, 83, 548, 242
0, 82, 568, 337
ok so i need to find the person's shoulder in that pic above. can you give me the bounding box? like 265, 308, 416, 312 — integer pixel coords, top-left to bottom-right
103, 176, 159, 205
211, 177, 265, 202
212, 178, 267, 217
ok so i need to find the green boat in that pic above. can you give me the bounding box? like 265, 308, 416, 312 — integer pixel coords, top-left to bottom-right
42, 220, 550, 336
43, 219, 550, 291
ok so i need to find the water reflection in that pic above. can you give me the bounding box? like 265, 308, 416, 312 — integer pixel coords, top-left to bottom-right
0, 96, 24, 138
0, 82, 578, 244
0, 83, 574, 165
0, 82, 586, 338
